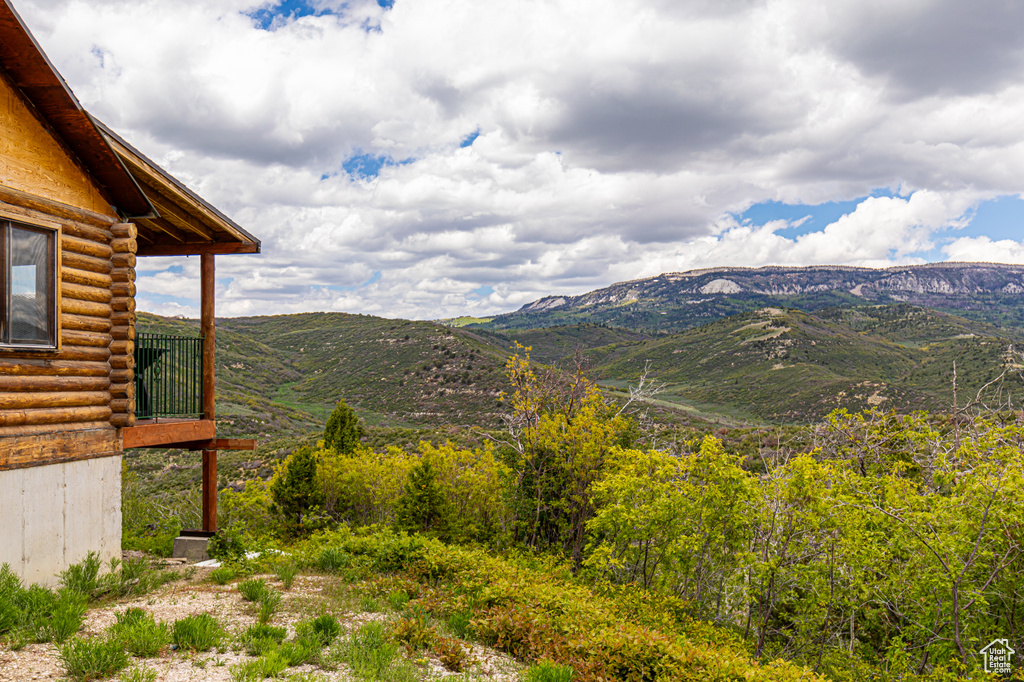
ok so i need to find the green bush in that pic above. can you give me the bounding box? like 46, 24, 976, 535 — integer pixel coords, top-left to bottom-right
60, 552, 102, 596
109, 609, 169, 658
230, 649, 288, 681
274, 563, 298, 590
525, 661, 575, 682
295, 614, 341, 648
171, 613, 225, 651
316, 547, 352, 573
257, 589, 282, 625
121, 665, 158, 682
238, 578, 271, 602
48, 592, 88, 643
210, 567, 236, 585
239, 623, 287, 656
58, 636, 129, 682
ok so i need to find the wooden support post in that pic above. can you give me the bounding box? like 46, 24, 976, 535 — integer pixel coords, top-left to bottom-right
201, 253, 217, 532
202, 449, 217, 531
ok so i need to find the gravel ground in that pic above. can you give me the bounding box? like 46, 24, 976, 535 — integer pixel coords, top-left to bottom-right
0, 563, 521, 682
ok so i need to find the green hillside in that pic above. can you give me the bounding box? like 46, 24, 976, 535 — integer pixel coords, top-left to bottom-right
584, 305, 1024, 422
137, 302, 1024, 433
138, 312, 512, 431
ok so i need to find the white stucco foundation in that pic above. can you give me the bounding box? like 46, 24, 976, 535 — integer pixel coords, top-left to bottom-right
0, 455, 122, 586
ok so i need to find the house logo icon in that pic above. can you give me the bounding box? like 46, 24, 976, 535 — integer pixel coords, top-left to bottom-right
981, 639, 1015, 675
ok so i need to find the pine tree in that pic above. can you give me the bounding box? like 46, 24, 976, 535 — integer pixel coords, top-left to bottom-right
270, 446, 324, 536
323, 399, 363, 453
395, 457, 452, 536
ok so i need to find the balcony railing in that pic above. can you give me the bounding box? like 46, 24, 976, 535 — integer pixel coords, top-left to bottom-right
134, 333, 204, 419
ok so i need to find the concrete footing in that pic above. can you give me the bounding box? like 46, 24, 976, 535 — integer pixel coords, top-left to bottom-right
172, 536, 210, 562
0, 456, 122, 586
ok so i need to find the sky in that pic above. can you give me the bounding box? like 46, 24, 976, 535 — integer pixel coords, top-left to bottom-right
14, 0, 1024, 319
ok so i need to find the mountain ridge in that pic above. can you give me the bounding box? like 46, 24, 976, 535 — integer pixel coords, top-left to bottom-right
477, 262, 1024, 332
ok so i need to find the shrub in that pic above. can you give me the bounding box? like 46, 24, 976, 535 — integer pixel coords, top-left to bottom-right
58, 636, 129, 682
208, 526, 248, 564
210, 567, 236, 585
390, 606, 437, 650
274, 563, 298, 590
109, 609, 169, 658
296, 614, 341, 647
257, 590, 282, 625
386, 590, 409, 611
316, 547, 352, 573
447, 609, 473, 639
171, 613, 225, 651
432, 636, 473, 672
121, 665, 158, 682
60, 552, 102, 597
238, 578, 271, 603
525, 660, 575, 682
279, 638, 318, 666
230, 649, 288, 681
48, 591, 88, 643
239, 623, 287, 656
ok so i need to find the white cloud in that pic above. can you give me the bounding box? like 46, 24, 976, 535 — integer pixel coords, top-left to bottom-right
11, 0, 1024, 319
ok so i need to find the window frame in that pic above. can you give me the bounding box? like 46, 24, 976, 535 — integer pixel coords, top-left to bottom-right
0, 215, 61, 352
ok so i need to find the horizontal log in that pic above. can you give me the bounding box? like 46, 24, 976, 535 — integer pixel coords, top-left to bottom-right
0, 186, 117, 227
62, 313, 112, 334
61, 233, 113, 260
111, 223, 138, 240
138, 241, 259, 257
58, 221, 111, 245
110, 382, 135, 399
0, 427, 119, 471
111, 297, 136, 313
110, 267, 136, 284
112, 253, 136, 269
62, 251, 112, 275
62, 282, 113, 305
110, 412, 136, 428
61, 329, 112, 348
109, 398, 136, 414
61, 297, 111, 318
61, 345, 111, 362
62, 266, 113, 289
0, 405, 112, 427
185, 438, 257, 451
0, 391, 110, 410
110, 238, 137, 254
110, 368, 134, 384
0, 421, 112, 439
111, 311, 136, 328
0, 358, 109, 377
109, 354, 135, 370
123, 419, 215, 449
110, 325, 136, 341
0, 375, 110, 392
111, 282, 136, 298
109, 339, 135, 356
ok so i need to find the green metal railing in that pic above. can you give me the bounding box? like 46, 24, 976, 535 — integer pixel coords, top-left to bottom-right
134, 333, 204, 419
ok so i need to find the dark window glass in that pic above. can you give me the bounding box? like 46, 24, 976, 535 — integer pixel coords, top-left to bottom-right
2, 222, 56, 348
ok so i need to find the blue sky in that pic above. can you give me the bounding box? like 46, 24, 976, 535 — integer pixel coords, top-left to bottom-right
26, 0, 1024, 319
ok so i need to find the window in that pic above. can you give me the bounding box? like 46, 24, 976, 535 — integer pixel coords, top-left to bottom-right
1, 221, 57, 348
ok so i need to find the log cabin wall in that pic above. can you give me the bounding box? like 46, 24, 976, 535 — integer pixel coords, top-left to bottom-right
0, 63, 126, 584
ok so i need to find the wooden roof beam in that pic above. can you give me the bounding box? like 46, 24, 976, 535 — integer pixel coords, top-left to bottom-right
137, 241, 260, 256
